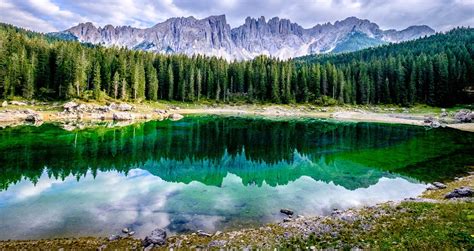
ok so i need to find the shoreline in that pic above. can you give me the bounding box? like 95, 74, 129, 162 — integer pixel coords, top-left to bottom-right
1, 173, 472, 250
1, 101, 473, 132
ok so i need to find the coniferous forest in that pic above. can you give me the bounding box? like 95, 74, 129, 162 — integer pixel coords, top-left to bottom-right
0, 23, 473, 107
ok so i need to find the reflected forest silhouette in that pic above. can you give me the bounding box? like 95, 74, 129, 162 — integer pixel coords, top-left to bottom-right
1, 116, 473, 191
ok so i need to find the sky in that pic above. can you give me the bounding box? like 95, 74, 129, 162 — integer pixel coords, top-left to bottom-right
1, 0, 473, 33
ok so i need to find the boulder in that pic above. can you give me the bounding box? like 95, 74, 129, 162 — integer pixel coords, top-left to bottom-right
440, 108, 448, 117
168, 113, 184, 121
113, 112, 134, 121
10, 101, 28, 106
143, 228, 167, 247
76, 104, 89, 112
280, 208, 294, 216
432, 182, 447, 189
117, 103, 133, 111
63, 101, 78, 111
424, 116, 435, 123
108, 235, 120, 241
454, 109, 473, 123
197, 230, 212, 237
96, 106, 111, 113
1, 101, 7, 107
108, 103, 118, 110
444, 187, 473, 199
25, 113, 43, 123
430, 121, 441, 128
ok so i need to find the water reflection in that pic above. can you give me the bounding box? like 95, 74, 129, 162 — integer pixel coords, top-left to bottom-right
0, 169, 426, 240
0, 116, 473, 240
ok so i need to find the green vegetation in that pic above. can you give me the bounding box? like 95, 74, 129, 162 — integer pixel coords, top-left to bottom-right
0, 23, 472, 106
286, 201, 474, 250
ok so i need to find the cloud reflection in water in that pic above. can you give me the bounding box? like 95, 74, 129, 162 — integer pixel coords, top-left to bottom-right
0, 168, 426, 240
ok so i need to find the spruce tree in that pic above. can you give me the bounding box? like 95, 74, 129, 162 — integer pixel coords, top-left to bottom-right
167, 63, 174, 100
113, 72, 120, 99
92, 63, 101, 100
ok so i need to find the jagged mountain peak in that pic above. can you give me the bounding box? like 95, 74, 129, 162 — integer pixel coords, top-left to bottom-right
54, 16, 435, 60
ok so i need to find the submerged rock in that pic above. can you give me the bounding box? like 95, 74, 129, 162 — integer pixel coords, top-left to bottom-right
168, 113, 184, 121
280, 208, 294, 216
445, 187, 473, 199
143, 228, 167, 247
122, 228, 130, 234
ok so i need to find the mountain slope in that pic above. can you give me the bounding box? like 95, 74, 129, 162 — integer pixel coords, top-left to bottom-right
51, 16, 434, 60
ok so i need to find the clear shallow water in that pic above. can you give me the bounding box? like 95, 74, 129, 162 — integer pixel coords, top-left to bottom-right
0, 116, 473, 240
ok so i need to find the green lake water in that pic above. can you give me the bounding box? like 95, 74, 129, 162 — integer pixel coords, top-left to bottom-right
0, 115, 473, 240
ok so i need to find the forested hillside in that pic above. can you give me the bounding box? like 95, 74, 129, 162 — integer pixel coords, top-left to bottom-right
0, 23, 473, 106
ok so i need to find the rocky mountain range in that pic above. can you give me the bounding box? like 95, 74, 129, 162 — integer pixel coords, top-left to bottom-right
51, 15, 435, 60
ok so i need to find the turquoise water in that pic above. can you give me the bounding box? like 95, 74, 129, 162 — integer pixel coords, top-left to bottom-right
0, 116, 472, 240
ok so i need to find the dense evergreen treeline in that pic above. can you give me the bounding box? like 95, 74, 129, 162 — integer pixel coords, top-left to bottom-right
0, 23, 473, 106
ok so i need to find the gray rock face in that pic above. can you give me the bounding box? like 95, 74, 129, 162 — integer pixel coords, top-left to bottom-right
143, 228, 167, 247
53, 16, 434, 60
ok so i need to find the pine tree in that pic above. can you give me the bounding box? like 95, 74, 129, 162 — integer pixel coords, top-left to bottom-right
337, 70, 345, 103
121, 78, 127, 100
22, 52, 36, 99
73, 50, 88, 97
146, 64, 158, 101
408, 62, 417, 105
113, 72, 120, 99
321, 66, 328, 96
188, 66, 195, 101
196, 69, 202, 101
167, 63, 174, 100
92, 63, 101, 100
271, 64, 280, 103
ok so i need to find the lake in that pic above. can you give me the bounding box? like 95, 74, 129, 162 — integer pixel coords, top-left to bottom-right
0, 115, 473, 240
